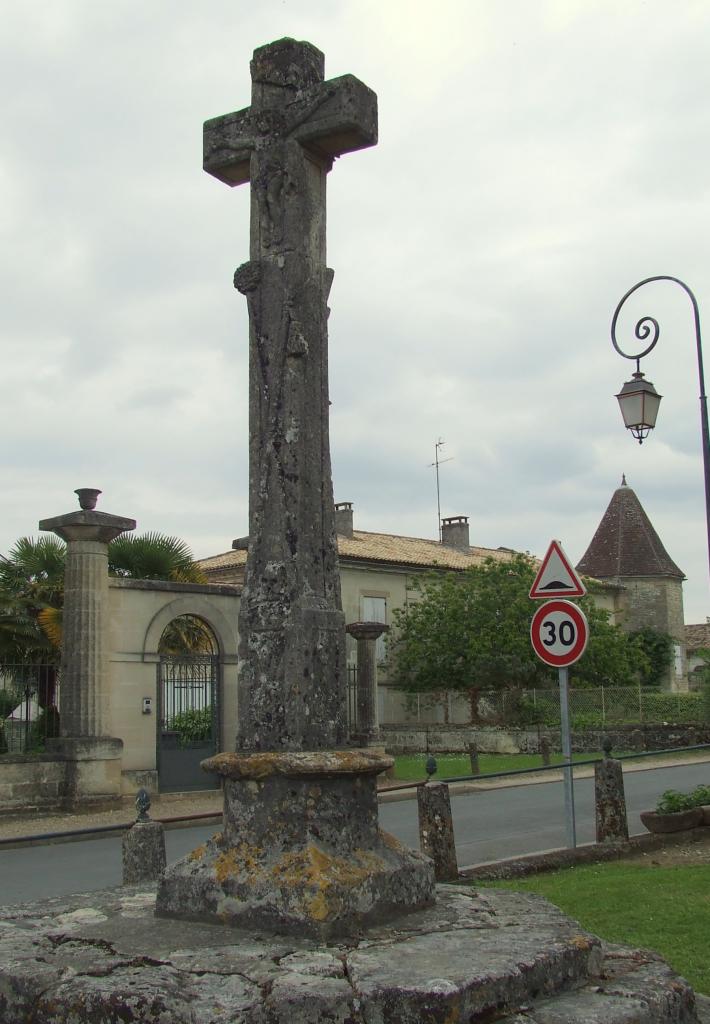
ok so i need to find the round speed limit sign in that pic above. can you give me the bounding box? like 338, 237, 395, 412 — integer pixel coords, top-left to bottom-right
530, 599, 589, 668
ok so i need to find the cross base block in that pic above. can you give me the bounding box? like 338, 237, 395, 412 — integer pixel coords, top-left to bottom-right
155, 750, 435, 939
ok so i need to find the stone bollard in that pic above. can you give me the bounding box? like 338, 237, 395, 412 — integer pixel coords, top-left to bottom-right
540, 735, 552, 767
467, 742, 480, 776
594, 737, 629, 844
630, 728, 645, 753
122, 789, 166, 884
417, 781, 458, 882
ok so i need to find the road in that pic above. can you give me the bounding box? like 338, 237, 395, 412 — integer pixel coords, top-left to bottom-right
1, 761, 708, 906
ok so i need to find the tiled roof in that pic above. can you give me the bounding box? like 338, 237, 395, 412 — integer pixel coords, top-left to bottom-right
685, 623, 710, 650
576, 479, 684, 580
338, 530, 516, 570
198, 530, 518, 583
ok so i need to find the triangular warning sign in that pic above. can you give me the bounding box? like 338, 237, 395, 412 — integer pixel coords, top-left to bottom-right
529, 540, 586, 599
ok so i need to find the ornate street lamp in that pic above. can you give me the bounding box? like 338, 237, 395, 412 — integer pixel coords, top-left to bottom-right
611, 274, 710, 576
614, 370, 662, 444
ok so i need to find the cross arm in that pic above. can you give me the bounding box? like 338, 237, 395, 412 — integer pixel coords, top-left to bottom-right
290, 75, 377, 160
203, 107, 255, 187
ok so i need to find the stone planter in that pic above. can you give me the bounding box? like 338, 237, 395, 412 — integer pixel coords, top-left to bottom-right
639, 807, 703, 833
701, 805, 710, 826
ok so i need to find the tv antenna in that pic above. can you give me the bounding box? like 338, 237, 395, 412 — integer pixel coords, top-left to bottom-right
428, 439, 453, 541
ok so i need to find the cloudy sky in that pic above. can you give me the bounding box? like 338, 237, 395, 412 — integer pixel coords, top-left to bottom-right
2, 0, 710, 622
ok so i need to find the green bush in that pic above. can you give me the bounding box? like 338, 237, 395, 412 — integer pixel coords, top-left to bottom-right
690, 784, 710, 807
169, 707, 213, 747
656, 785, 710, 814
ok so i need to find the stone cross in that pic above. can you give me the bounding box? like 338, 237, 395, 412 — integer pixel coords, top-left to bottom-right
204, 38, 377, 751
157, 40, 434, 938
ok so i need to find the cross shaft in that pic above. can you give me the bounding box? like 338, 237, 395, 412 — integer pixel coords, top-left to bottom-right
203, 38, 377, 751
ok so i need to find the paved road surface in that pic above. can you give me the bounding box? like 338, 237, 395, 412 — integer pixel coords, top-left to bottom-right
1, 761, 708, 906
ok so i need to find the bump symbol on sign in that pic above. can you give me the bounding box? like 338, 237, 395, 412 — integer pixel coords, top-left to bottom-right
529, 540, 586, 600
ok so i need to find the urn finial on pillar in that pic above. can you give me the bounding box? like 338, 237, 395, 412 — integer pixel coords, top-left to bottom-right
75, 487, 102, 510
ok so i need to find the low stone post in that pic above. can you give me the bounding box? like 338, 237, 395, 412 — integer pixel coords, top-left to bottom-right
345, 621, 389, 746
41, 488, 135, 810
467, 741, 480, 775
417, 780, 458, 881
540, 735, 552, 767
123, 789, 166, 884
595, 736, 629, 843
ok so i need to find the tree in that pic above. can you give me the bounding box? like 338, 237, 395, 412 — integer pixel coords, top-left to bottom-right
108, 532, 207, 583
387, 554, 648, 719
0, 532, 208, 662
628, 627, 673, 688
0, 536, 66, 709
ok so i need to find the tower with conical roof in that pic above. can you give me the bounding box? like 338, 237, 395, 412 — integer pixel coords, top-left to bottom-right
576, 476, 686, 689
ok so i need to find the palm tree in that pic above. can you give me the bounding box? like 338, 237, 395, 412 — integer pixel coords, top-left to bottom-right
0, 531, 208, 663
108, 533, 207, 584
0, 536, 66, 708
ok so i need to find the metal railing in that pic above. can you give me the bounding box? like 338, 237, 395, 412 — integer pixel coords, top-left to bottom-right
382, 742, 710, 793
0, 664, 60, 754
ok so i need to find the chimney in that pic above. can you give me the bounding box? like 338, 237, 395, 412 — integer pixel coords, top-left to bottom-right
441, 515, 469, 551
335, 501, 353, 538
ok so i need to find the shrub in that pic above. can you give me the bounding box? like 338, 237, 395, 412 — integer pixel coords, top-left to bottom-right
656, 785, 710, 814
656, 789, 697, 814
169, 707, 213, 747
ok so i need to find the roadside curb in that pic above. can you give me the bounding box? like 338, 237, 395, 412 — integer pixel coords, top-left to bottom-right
459, 826, 707, 881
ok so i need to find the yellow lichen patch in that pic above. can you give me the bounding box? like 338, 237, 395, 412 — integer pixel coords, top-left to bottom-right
380, 829, 405, 853
188, 844, 207, 862
270, 844, 386, 914
214, 842, 264, 883
441, 1000, 461, 1024
306, 889, 332, 922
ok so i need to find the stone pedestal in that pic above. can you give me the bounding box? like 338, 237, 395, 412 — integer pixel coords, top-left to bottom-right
40, 488, 135, 808
156, 750, 434, 938
345, 621, 388, 745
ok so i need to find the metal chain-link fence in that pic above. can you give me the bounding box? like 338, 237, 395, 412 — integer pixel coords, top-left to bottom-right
379, 684, 709, 727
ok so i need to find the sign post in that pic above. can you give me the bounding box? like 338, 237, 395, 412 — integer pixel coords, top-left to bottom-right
530, 585, 589, 850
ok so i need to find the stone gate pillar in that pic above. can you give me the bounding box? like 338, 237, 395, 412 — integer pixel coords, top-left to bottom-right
345, 620, 388, 746
40, 488, 135, 809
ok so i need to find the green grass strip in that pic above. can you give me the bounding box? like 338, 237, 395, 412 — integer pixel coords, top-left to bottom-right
478, 862, 710, 995
393, 752, 606, 780
392, 749, 707, 781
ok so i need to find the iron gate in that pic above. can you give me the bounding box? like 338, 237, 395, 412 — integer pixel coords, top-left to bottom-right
157, 654, 220, 792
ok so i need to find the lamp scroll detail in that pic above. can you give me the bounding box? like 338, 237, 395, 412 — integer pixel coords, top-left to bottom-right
611, 275, 710, 579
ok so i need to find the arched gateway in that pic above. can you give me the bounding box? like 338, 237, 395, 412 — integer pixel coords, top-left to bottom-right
109, 579, 239, 795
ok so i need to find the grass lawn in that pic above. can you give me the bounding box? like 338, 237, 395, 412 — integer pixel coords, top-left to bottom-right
477, 862, 710, 996
392, 748, 709, 782
392, 752, 607, 780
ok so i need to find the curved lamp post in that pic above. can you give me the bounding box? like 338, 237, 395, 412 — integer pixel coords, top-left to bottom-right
611, 274, 710, 577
